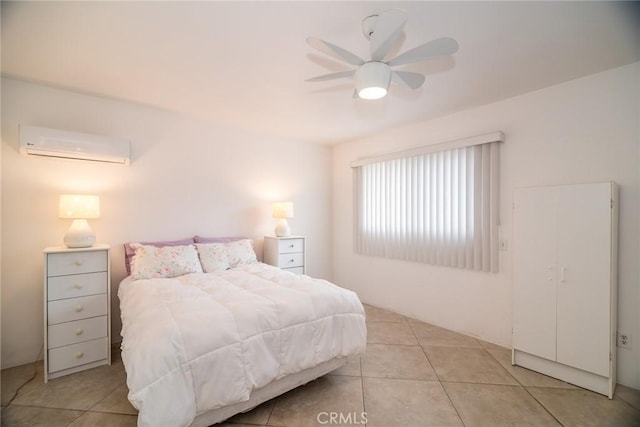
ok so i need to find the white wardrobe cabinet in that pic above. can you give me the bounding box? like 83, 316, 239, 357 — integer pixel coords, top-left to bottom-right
512, 182, 617, 398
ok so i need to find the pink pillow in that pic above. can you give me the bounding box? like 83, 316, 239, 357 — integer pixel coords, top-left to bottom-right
124, 238, 194, 275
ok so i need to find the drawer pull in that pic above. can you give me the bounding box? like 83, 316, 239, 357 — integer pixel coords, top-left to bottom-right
75, 352, 84, 359
289, 244, 295, 248
74, 260, 84, 266
75, 305, 84, 313
289, 259, 295, 263
74, 283, 83, 289
75, 328, 84, 336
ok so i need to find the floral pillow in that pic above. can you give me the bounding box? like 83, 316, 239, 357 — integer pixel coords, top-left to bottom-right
195, 243, 230, 272
130, 243, 203, 280
123, 238, 194, 275
227, 239, 257, 267
195, 239, 257, 271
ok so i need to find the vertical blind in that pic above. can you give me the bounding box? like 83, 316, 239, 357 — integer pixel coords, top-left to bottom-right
352, 134, 501, 272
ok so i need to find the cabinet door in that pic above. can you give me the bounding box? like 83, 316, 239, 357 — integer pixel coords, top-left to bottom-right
513, 187, 558, 361
556, 183, 611, 376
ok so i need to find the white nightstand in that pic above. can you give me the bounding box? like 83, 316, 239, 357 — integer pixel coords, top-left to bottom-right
263, 236, 306, 274
43, 244, 111, 382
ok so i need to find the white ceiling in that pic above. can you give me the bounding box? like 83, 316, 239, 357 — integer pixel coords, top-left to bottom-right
2, 1, 639, 145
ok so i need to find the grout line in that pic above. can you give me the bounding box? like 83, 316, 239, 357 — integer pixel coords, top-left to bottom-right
85, 408, 138, 416
264, 391, 278, 426
440, 344, 566, 427
406, 321, 444, 382
482, 345, 565, 425
86, 380, 127, 412
438, 381, 468, 427
412, 350, 466, 426
65, 409, 86, 427
408, 321, 467, 426
359, 356, 367, 427
366, 319, 407, 323
366, 341, 422, 348
439, 380, 531, 387
521, 386, 565, 426
410, 319, 470, 426
480, 345, 522, 385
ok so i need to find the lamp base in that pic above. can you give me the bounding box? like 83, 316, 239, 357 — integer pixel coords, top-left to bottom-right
275, 219, 291, 237
64, 219, 96, 248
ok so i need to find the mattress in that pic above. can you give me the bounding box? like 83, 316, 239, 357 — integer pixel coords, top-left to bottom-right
118, 262, 367, 426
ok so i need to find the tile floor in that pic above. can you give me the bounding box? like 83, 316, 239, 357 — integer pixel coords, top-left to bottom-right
2, 303, 640, 426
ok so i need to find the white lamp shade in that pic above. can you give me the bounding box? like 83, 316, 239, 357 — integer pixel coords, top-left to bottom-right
272, 202, 294, 219
355, 62, 391, 100
59, 195, 100, 219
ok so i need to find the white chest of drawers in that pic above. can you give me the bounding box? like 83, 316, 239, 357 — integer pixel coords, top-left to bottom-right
44, 244, 111, 382
263, 236, 306, 274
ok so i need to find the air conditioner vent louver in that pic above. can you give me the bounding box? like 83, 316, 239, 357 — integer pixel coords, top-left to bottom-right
19, 125, 131, 165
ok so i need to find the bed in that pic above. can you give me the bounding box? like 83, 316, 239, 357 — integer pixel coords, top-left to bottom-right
118, 239, 367, 427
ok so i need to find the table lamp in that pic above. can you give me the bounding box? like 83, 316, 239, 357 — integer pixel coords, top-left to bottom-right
59, 194, 100, 248
272, 202, 293, 237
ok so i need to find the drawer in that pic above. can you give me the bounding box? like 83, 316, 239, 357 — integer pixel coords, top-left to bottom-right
283, 266, 305, 275
278, 238, 304, 254
48, 272, 107, 301
47, 250, 107, 277
278, 252, 304, 268
48, 294, 108, 325
48, 337, 109, 373
48, 316, 108, 349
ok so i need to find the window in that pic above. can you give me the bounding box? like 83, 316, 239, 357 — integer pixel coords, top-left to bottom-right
352, 132, 502, 272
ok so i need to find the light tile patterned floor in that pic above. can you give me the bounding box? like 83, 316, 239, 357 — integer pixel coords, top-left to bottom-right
2, 303, 639, 426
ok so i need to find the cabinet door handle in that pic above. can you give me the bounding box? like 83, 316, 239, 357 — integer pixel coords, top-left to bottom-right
75, 352, 84, 359
75, 305, 84, 313
73, 259, 84, 266
74, 283, 83, 289
560, 267, 567, 283
75, 328, 83, 336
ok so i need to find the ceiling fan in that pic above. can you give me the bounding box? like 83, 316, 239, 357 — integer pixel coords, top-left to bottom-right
306, 9, 459, 100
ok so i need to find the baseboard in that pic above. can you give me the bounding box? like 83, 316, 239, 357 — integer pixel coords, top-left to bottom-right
513, 349, 615, 398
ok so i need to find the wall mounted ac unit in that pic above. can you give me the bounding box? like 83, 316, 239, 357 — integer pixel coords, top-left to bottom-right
19, 125, 131, 165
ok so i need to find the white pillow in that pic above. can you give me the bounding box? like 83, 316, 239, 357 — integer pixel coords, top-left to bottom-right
130, 243, 203, 279
195, 243, 230, 272
227, 239, 257, 267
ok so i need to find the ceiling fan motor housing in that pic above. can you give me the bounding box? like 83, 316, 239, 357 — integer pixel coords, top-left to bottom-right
356, 62, 391, 99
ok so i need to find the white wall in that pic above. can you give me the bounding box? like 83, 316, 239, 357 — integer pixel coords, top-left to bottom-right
332, 63, 640, 388
1, 77, 333, 368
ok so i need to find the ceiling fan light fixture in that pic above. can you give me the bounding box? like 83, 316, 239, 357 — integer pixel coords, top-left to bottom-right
306, 9, 458, 99
359, 86, 387, 100
355, 62, 391, 100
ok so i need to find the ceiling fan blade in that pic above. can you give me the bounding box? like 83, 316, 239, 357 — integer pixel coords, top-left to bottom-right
306, 69, 356, 82
387, 37, 459, 66
370, 9, 407, 61
391, 71, 425, 89
307, 37, 365, 66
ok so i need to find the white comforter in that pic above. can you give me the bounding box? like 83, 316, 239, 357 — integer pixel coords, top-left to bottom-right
118, 263, 366, 427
